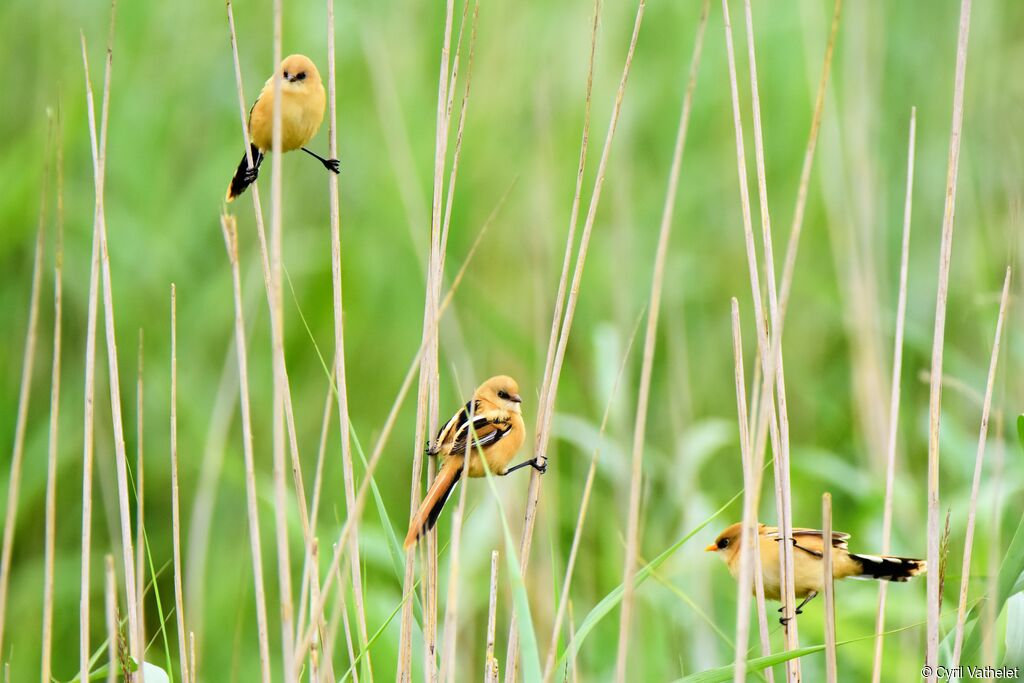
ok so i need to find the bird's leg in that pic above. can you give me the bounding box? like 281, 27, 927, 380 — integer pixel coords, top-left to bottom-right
301, 147, 341, 174
502, 457, 547, 476
778, 591, 818, 625
243, 145, 264, 183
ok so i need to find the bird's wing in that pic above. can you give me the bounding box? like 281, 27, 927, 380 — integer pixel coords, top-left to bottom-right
448, 414, 512, 457
428, 400, 478, 455
764, 527, 851, 553
248, 96, 259, 130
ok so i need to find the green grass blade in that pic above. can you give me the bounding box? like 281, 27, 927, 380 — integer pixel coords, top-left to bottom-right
961, 509, 1024, 663
555, 487, 743, 675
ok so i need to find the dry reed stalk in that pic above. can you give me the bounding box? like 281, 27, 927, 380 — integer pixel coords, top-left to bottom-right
508, 2, 647, 676
741, 6, 802, 672
78, 111, 102, 683
398, 0, 457, 675
310, 539, 321, 677
78, 10, 116, 673
485, 550, 499, 683
926, 0, 973, 677
423, 2, 470, 676
331, 549, 359, 683
322, 0, 372, 672
720, 0, 799, 678
822, 493, 837, 683
542, 311, 644, 683
189, 632, 197, 683
134, 329, 146, 683
104, 555, 117, 683
614, 5, 708, 679
982, 417, 1005, 671
169, 286, 190, 683
0, 114, 50, 661
82, 12, 144, 667
777, 0, 842, 320
41, 110, 62, 683
296, 353, 337, 641
438, 393, 478, 683
185, 322, 245, 648
729, 298, 768, 683
950, 267, 1011, 666
869, 106, 917, 683
220, 214, 273, 682
222, 11, 324, 660
294, 202, 502, 666
266, 0, 298, 677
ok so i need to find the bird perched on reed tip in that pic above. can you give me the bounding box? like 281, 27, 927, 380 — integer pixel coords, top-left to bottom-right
226, 54, 339, 202
706, 522, 925, 622
404, 376, 545, 550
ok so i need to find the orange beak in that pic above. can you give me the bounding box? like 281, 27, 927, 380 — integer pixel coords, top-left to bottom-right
705, 543, 718, 552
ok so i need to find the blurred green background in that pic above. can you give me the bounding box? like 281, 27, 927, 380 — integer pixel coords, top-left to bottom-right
1, 0, 1022, 680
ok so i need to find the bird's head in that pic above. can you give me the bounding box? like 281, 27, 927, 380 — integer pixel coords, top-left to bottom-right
477, 375, 523, 414
279, 54, 321, 92
705, 522, 750, 564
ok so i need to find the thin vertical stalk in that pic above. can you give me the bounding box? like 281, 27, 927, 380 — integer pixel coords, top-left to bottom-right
0, 118, 51, 660
169, 285, 190, 683
220, 214, 272, 682
324, 0, 372, 674
223, 3, 321, 660
508, 2, 647, 677
398, 0, 456, 676
721, 0, 798, 678
741, 2, 801, 678
485, 550, 499, 683
438, 399, 477, 683
730, 298, 767, 683
822, 494, 837, 683
267, 0, 297, 677
925, 1, 973, 676
777, 0, 842, 320
615, 5, 708, 679
870, 106, 917, 683
41, 111, 63, 683
104, 556, 117, 683
950, 267, 1012, 666
82, 16, 142, 667
79, 10, 116, 675
542, 311, 644, 683
295, 200, 500, 666
134, 329, 146, 683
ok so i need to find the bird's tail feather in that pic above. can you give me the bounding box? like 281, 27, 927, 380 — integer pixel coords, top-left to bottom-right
404, 461, 462, 550
851, 553, 926, 582
225, 144, 262, 202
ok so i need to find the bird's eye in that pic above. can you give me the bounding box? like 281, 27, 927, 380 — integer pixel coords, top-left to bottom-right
296, 71, 307, 81
283, 70, 290, 79
716, 538, 730, 549
497, 390, 510, 400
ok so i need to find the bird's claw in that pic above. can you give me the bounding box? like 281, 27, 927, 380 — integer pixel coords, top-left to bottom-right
531, 458, 547, 475
323, 158, 341, 174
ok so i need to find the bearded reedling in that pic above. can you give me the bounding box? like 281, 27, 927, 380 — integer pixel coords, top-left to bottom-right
404, 375, 544, 550
226, 54, 339, 202
706, 522, 925, 622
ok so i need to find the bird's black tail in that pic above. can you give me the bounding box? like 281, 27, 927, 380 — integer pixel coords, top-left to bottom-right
226, 144, 263, 202
851, 553, 926, 582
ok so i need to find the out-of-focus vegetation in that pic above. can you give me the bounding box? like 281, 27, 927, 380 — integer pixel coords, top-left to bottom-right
1, 0, 1022, 680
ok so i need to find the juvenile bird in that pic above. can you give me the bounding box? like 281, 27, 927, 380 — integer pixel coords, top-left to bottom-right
226, 54, 339, 202
404, 376, 544, 550
706, 522, 925, 621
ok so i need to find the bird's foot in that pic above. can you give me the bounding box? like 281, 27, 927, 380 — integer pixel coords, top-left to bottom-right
322, 157, 341, 174
531, 458, 547, 475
